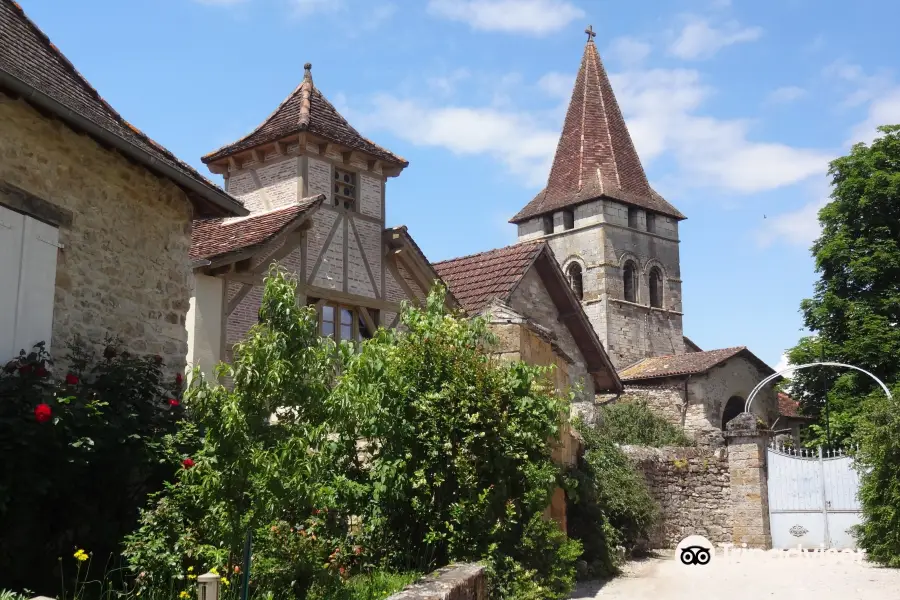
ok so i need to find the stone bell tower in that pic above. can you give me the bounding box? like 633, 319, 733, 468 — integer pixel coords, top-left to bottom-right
510, 27, 688, 370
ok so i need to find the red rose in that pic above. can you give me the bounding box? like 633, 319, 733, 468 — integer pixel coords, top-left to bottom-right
182, 458, 195, 468
65, 374, 79, 385
34, 403, 52, 423
168, 398, 180, 407
175, 373, 184, 386
35, 367, 48, 377
18, 365, 32, 374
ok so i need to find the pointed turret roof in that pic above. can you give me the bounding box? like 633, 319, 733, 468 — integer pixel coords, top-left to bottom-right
510, 33, 684, 223
203, 64, 407, 167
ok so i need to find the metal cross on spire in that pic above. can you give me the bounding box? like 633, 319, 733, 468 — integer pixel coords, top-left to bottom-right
585, 25, 596, 42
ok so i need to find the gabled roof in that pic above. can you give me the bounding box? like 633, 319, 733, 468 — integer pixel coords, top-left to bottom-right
434, 241, 623, 392
619, 346, 776, 383
190, 195, 324, 262
510, 37, 684, 224
203, 64, 406, 167
0, 0, 245, 217
683, 336, 703, 353
433, 241, 546, 314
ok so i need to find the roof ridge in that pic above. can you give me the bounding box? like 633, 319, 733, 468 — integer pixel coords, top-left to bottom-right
432, 240, 544, 267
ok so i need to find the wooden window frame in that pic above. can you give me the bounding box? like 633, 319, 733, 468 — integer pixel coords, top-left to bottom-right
311, 299, 377, 343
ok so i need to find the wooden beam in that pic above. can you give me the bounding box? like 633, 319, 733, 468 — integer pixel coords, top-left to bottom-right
251, 149, 262, 164
359, 306, 377, 333
274, 141, 285, 155
299, 281, 402, 313
318, 142, 337, 156
226, 283, 254, 316
208, 162, 228, 175
342, 151, 353, 165
367, 159, 382, 172
297, 132, 308, 151
228, 156, 240, 171
394, 248, 434, 296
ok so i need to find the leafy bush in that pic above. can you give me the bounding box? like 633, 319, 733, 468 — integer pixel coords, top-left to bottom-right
854, 385, 900, 566
124, 268, 581, 600
596, 401, 693, 447
0, 341, 184, 594
565, 418, 658, 579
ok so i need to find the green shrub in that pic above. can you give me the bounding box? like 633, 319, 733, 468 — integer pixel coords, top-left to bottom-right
565, 418, 658, 579
124, 269, 581, 600
0, 340, 184, 595
855, 385, 900, 566
596, 401, 693, 447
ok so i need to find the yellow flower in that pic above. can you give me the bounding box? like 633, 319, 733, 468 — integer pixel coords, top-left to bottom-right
73, 549, 88, 562
187, 566, 194, 573
179, 592, 190, 599
220, 578, 230, 587
188, 575, 197, 581
209, 567, 218, 575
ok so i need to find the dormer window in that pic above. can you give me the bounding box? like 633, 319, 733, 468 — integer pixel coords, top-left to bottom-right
333, 167, 357, 211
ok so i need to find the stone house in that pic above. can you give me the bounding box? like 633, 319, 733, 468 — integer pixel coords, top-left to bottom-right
611, 346, 781, 446
434, 241, 623, 402
0, 0, 245, 370
186, 64, 457, 378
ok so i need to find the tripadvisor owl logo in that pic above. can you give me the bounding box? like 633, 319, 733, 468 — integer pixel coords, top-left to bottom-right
676, 535, 714, 566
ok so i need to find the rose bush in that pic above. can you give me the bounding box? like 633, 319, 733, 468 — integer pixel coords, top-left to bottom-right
0, 340, 186, 594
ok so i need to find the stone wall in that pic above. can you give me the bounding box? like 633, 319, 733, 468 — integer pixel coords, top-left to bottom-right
623, 446, 732, 548
386, 564, 485, 600
0, 95, 194, 374
508, 268, 595, 399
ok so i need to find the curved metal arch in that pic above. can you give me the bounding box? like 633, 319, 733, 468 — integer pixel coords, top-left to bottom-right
745, 361, 894, 413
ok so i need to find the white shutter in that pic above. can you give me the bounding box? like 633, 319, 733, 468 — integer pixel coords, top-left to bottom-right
0, 205, 25, 359
15, 216, 59, 356
0, 205, 59, 359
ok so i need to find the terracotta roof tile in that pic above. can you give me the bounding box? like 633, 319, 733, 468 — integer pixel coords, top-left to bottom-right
191, 195, 323, 261
777, 392, 801, 418
619, 347, 750, 382
432, 242, 545, 314
203, 64, 406, 166
510, 39, 684, 223
0, 0, 242, 214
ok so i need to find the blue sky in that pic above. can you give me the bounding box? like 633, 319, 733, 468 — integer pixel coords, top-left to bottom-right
18, 0, 900, 369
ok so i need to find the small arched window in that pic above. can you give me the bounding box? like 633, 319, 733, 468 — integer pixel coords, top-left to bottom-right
649, 267, 663, 308
623, 260, 637, 303
567, 262, 583, 300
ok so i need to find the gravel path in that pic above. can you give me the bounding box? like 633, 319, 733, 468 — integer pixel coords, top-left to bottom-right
570, 551, 900, 599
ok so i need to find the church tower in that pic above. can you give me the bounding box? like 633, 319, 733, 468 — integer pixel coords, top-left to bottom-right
511, 28, 687, 369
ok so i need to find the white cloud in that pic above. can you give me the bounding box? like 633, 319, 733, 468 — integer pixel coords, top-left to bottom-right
775, 354, 790, 374
824, 60, 894, 108
612, 69, 831, 193
606, 37, 652, 67
766, 86, 806, 105
427, 69, 471, 96
848, 88, 900, 145
668, 16, 763, 60
536, 72, 575, 100
356, 95, 560, 186
755, 197, 827, 249
427, 0, 585, 36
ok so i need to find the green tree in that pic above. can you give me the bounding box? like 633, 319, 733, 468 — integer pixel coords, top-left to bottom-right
785, 125, 900, 448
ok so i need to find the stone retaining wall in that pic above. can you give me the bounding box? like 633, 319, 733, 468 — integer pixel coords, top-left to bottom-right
386, 563, 486, 600
623, 445, 732, 547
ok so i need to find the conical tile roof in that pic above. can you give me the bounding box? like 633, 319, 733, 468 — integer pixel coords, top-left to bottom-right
511, 36, 684, 223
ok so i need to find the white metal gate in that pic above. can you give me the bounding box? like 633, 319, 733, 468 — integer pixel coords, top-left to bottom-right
766, 443, 862, 550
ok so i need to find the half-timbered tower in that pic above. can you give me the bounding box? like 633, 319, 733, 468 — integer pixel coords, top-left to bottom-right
186, 64, 448, 377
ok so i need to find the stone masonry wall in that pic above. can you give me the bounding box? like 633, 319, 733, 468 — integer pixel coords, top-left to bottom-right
386, 564, 485, 600
623, 446, 732, 548
519, 198, 683, 371
508, 268, 595, 399
0, 95, 194, 374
